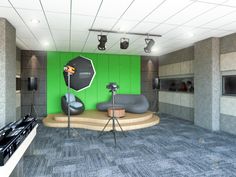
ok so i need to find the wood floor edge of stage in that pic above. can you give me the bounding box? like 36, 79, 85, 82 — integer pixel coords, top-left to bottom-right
43, 110, 160, 131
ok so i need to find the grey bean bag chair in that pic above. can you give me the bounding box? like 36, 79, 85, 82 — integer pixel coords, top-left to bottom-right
96, 94, 149, 114
61, 94, 85, 115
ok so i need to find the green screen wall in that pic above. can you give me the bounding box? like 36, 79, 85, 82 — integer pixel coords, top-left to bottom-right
47, 52, 141, 114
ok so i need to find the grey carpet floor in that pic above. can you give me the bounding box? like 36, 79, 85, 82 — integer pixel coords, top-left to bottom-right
18, 114, 236, 177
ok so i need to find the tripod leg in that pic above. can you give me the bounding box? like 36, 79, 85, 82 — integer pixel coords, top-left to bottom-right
112, 117, 117, 147
114, 118, 126, 137
98, 118, 112, 138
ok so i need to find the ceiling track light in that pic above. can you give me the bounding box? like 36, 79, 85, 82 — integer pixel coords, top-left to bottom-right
97, 34, 107, 51
144, 38, 155, 53
89, 29, 161, 37
120, 38, 129, 49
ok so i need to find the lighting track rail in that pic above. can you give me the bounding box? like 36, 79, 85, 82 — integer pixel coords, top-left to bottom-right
89, 29, 162, 37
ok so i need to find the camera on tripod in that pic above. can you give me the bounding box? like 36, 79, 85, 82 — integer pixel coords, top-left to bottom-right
106, 82, 119, 92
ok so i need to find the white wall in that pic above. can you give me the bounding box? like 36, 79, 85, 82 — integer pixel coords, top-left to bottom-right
220, 52, 236, 117
159, 91, 194, 108
159, 60, 194, 77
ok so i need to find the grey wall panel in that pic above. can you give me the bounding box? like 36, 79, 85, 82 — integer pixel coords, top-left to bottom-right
21, 50, 47, 118
159, 46, 194, 66
141, 56, 159, 112
220, 114, 236, 135
220, 32, 236, 54
159, 102, 194, 122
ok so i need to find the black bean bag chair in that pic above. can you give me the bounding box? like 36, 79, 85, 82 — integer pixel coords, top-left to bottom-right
61, 94, 85, 115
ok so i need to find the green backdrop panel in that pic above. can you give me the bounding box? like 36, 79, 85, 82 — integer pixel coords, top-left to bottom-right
47, 52, 141, 114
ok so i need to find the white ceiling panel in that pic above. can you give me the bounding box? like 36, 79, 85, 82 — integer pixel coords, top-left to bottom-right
98, 0, 134, 18
17, 9, 48, 29
0, 6, 25, 27
16, 37, 28, 49
0, 0, 11, 7
217, 21, 236, 31
56, 40, 69, 51
224, 0, 236, 7
71, 31, 88, 43
9, 0, 41, 10
72, 0, 102, 16
113, 19, 139, 32
202, 11, 236, 29
128, 21, 160, 33
166, 2, 215, 25
46, 12, 70, 30
196, 0, 228, 4
70, 41, 84, 51
121, 0, 165, 21
93, 17, 117, 30
0, 0, 235, 56
145, 0, 194, 23
52, 30, 69, 41
16, 26, 35, 39
185, 6, 235, 27
20, 38, 42, 49
40, 0, 70, 13
32, 28, 52, 41
150, 23, 179, 35
72, 14, 94, 31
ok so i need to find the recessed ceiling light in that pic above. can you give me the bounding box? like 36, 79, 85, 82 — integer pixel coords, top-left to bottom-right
187, 32, 194, 38
42, 41, 49, 47
118, 26, 126, 32
31, 19, 40, 24
151, 47, 158, 53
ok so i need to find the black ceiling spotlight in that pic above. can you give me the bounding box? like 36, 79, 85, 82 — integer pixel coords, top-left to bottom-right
97, 34, 107, 50
120, 38, 129, 49
144, 38, 155, 53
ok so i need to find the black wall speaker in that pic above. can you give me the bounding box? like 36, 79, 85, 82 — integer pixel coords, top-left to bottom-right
28, 77, 38, 91
152, 77, 159, 90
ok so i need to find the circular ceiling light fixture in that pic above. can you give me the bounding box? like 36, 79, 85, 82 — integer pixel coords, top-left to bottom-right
120, 38, 129, 49
31, 19, 40, 24
97, 34, 107, 50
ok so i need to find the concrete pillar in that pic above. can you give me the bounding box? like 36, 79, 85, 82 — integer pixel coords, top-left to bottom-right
0, 18, 16, 128
194, 37, 220, 131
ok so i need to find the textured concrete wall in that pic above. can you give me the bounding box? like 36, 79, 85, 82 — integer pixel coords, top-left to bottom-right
159, 46, 194, 66
21, 50, 47, 118
194, 37, 220, 131
219, 32, 236, 135
0, 18, 16, 128
220, 32, 236, 54
141, 56, 158, 112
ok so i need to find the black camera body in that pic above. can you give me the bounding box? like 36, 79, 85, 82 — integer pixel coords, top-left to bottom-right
106, 82, 119, 92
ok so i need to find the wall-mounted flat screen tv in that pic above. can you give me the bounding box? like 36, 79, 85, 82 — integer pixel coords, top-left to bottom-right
223, 75, 236, 95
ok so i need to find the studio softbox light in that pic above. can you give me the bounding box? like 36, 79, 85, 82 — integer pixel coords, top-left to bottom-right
63, 56, 96, 91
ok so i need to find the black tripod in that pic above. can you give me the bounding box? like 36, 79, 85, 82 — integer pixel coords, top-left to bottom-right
98, 90, 125, 146
30, 89, 38, 118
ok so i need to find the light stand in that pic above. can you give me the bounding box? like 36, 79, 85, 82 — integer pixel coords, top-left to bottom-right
64, 65, 76, 137
151, 77, 159, 114
30, 89, 38, 118
98, 83, 125, 147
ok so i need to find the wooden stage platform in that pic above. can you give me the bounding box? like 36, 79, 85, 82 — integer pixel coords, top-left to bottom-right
43, 110, 160, 131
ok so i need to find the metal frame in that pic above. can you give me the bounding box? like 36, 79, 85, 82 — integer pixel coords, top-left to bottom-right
89, 29, 162, 37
